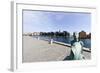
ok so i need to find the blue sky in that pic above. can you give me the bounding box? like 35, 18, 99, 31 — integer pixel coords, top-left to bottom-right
23, 10, 91, 34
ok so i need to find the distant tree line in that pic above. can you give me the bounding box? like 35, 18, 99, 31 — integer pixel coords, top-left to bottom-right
25, 30, 91, 39
40, 31, 70, 37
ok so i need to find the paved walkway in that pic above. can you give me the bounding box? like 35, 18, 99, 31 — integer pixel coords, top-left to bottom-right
22, 36, 91, 63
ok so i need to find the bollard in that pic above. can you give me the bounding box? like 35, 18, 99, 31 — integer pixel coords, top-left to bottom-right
37, 37, 39, 40
50, 39, 53, 44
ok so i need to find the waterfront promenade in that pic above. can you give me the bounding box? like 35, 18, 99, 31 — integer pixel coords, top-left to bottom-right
23, 36, 91, 63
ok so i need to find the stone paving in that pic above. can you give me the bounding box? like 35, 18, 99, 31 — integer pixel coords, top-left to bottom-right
22, 36, 91, 63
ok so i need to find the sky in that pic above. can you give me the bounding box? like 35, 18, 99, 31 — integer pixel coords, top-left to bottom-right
23, 10, 91, 34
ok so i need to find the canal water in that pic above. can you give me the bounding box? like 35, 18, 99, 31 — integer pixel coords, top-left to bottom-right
32, 36, 91, 49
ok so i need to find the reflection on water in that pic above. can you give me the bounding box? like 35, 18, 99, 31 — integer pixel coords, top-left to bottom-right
32, 36, 91, 49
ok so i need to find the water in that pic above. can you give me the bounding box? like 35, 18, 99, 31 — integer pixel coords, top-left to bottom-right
32, 36, 91, 49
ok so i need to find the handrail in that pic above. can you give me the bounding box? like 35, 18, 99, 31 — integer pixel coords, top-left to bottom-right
32, 36, 91, 53
53, 41, 91, 53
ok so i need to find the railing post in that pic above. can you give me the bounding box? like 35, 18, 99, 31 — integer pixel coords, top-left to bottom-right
37, 37, 39, 40
50, 39, 53, 44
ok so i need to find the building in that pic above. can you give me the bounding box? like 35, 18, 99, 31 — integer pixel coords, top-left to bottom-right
79, 31, 87, 39
87, 33, 91, 39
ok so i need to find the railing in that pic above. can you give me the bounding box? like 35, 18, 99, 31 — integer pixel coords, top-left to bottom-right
33, 36, 91, 53
53, 41, 91, 53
